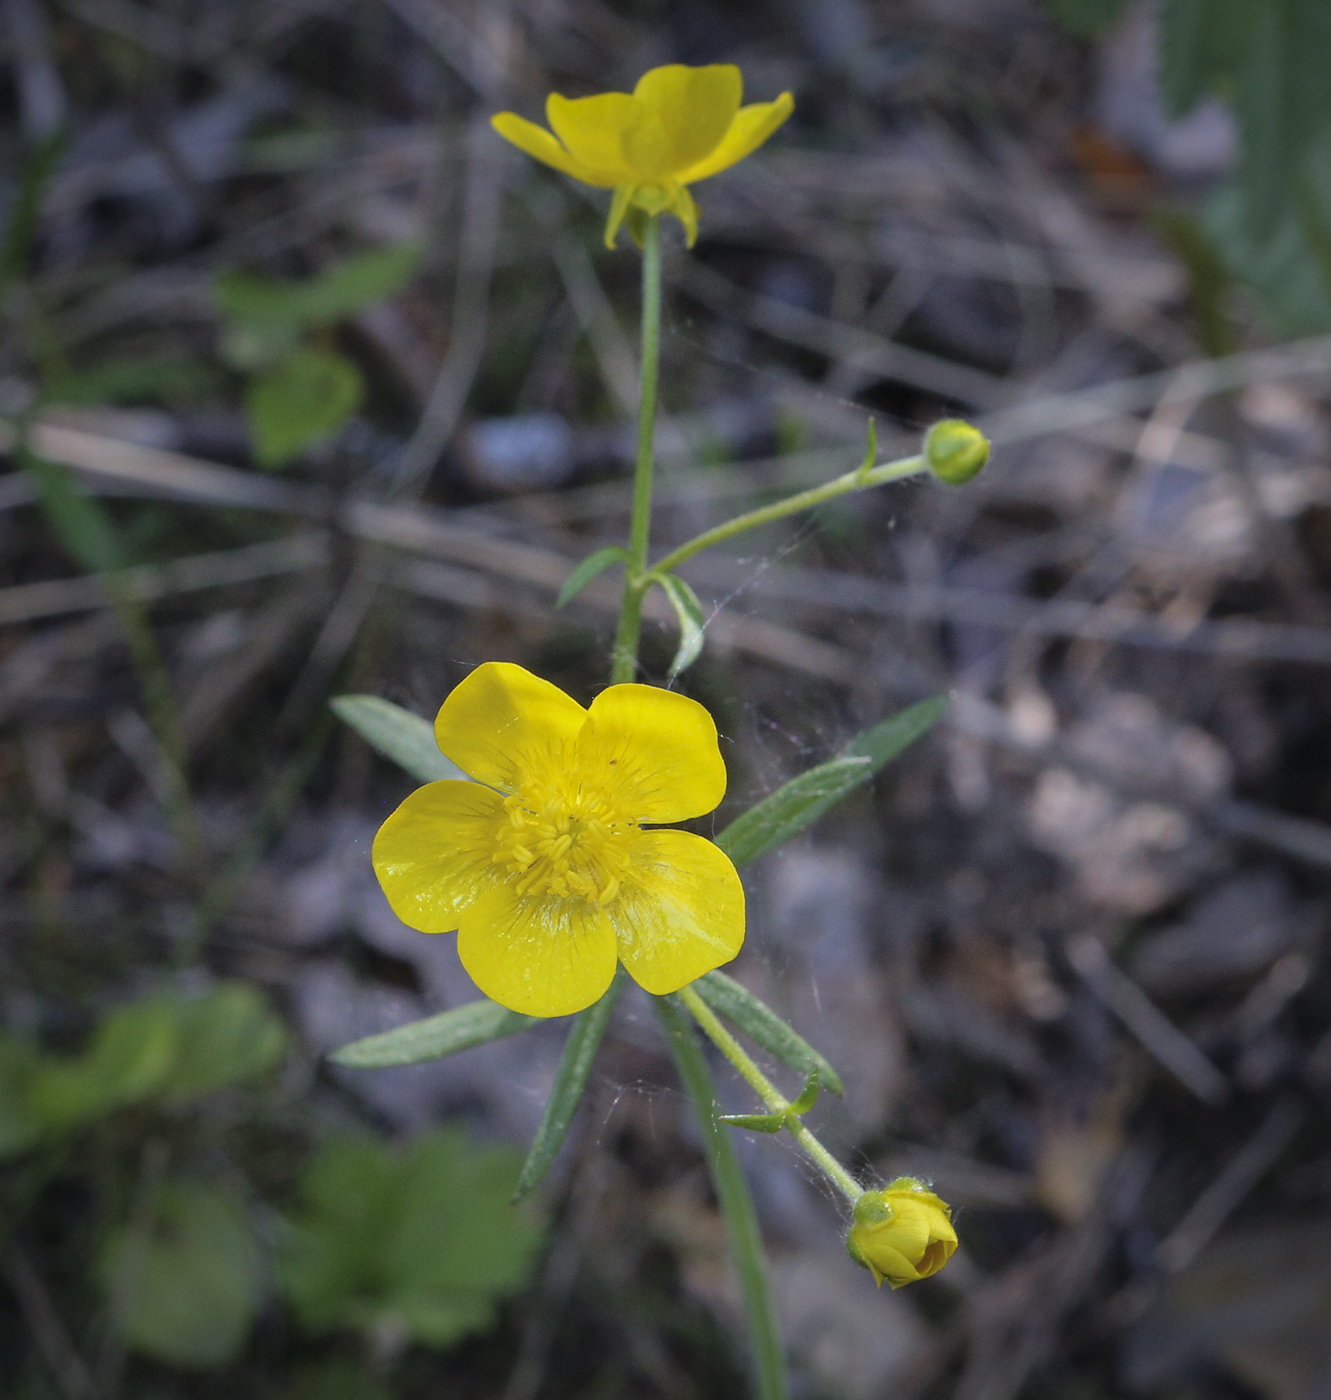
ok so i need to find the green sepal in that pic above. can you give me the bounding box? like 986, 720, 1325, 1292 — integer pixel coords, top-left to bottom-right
694, 971, 843, 1096
557, 545, 629, 608
714, 695, 947, 870
330, 1000, 534, 1069
787, 1068, 821, 1116
513, 970, 624, 1201
652, 572, 707, 677
329, 695, 464, 785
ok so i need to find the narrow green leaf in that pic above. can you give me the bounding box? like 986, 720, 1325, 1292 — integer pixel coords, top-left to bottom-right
513, 970, 624, 1201
718, 1112, 785, 1133
694, 971, 843, 1096
0, 130, 64, 311
715, 755, 871, 869
557, 545, 629, 608
330, 695, 465, 785
20, 448, 125, 573
714, 696, 947, 870
331, 1000, 534, 1069
655, 572, 707, 677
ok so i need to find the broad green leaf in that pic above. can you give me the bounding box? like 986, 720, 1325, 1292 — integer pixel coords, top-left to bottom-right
557, 545, 628, 608
158, 984, 288, 1103
329, 695, 465, 785
0, 1039, 40, 1159
246, 348, 363, 469
513, 971, 624, 1201
331, 999, 533, 1069
215, 244, 421, 329
655, 572, 707, 677
715, 755, 872, 869
279, 1129, 541, 1347
694, 971, 843, 1095
102, 1180, 263, 1368
715, 696, 947, 869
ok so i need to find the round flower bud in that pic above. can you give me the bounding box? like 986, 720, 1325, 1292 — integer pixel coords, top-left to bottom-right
846, 1178, 957, 1289
924, 419, 989, 485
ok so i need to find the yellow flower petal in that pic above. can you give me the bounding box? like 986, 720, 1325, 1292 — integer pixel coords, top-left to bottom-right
546, 92, 641, 186
457, 883, 618, 1016
664, 182, 700, 248
434, 661, 587, 792
372, 781, 506, 932
633, 64, 742, 173
609, 830, 744, 994
490, 112, 606, 185
580, 683, 726, 822
676, 93, 794, 184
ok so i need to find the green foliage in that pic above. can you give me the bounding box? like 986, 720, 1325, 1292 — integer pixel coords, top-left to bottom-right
331, 998, 533, 1069
0, 983, 288, 1154
0, 130, 64, 310
102, 1179, 264, 1368
245, 348, 364, 469
329, 695, 466, 785
557, 545, 629, 608
44, 355, 219, 408
20, 448, 126, 573
279, 1130, 542, 1347
213, 243, 419, 467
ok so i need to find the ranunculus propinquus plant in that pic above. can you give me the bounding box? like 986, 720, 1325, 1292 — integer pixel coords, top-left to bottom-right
333, 61, 986, 1400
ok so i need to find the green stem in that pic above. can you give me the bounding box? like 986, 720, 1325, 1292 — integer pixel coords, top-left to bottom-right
652, 452, 927, 578
610, 215, 662, 684
678, 986, 863, 1204
655, 996, 789, 1400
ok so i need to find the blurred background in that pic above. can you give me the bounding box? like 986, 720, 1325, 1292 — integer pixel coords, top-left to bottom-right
3, 0, 1331, 1397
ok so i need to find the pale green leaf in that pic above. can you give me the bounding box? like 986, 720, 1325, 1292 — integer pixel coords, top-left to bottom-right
331, 999, 533, 1069
557, 545, 628, 608
216, 244, 421, 329
655, 572, 707, 677
246, 348, 363, 469
329, 695, 465, 785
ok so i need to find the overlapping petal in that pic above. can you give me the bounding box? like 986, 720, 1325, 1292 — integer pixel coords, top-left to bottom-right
457, 884, 618, 1017
373, 781, 506, 933
489, 112, 610, 187
675, 94, 796, 184
609, 831, 744, 994
434, 661, 586, 792
546, 92, 640, 184
580, 683, 726, 822
632, 64, 742, 172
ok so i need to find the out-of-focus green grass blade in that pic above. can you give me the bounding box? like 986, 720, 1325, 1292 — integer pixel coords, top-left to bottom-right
513, 970, 624, 1201
330, 695, 464, 785
715, 695, 947, 869
331, 1000, 535, 1069
694, 972, 843, 1096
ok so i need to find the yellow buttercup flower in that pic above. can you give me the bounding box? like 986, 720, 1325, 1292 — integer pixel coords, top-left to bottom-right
372, 663, 745, 1018
846, 1178, 957, 1289
492, 63, 794, 249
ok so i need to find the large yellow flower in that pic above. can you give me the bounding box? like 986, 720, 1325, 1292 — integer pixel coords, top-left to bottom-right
372, 663, 745, 1017
491, 63, 794, 249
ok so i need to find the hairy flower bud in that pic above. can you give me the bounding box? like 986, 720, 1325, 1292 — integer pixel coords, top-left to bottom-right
846, 1178, 957, 1288
924, 419, 989, 485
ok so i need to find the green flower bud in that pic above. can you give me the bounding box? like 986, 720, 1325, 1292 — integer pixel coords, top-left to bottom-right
924, 419, 989, 484
846, 1177, 957, 1289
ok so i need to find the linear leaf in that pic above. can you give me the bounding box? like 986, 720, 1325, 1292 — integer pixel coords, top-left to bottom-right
655, 573, 706, 677
694, 971, 843, 1095
715, 755, 871, 869
714, 696, 947, 870
330, 695, 464, 785
557, 545, 628, 608
331, 1000, 533, 1069
513, 970, 624, 1201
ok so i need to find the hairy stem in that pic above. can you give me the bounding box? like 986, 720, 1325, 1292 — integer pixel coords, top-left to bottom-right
652, 451, 927, 578
610, 215, 662, 684
678, 985, 863, 1204
656, 996, 789, 1400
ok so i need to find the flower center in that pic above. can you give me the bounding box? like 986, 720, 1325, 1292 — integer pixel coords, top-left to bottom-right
490, 776, 636, 905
